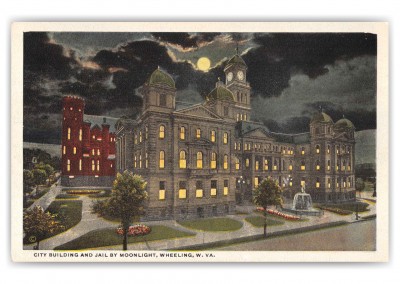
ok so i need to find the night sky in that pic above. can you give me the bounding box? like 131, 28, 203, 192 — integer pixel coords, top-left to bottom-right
23, 32, 377, 144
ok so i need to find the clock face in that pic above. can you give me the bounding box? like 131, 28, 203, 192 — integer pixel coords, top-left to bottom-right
237, 71, 244, 81
227, 72, 233, 81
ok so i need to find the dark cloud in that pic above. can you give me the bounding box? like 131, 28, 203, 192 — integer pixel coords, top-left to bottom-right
151, 32, 221, 49
244, 33, 377, 97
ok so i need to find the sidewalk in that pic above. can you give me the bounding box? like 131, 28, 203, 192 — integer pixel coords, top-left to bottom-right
28, 179, 62, 211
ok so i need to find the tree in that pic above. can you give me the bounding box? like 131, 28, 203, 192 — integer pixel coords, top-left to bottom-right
35, 162, 55, 185
23, 170, 34, 195
253, 177, 283, 238
92, 171, 148, 250
355, 178, 365, 198
23, 205, 62, 250
31, 168, 47, 197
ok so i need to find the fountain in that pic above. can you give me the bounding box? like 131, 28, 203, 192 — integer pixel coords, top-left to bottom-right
283, 185, 322, 216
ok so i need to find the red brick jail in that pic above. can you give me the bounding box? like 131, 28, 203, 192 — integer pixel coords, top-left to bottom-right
61, 96, 118, 187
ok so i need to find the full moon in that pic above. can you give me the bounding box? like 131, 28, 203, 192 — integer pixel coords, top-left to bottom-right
197, 57, 211, 71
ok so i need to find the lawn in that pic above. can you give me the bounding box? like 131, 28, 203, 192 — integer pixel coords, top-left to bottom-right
177, 217, 243, 232
245, 216, 285, 227
55, 193, 80, 200
24, 200, 83, 244
321, 201, 369, 213
54, 225, 196, 250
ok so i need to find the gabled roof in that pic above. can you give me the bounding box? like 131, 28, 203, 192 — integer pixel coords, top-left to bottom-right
174, 104, 222, 120
84, 115, 118, 133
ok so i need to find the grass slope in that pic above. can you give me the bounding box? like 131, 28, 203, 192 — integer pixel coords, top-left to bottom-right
177, 217, 243, 232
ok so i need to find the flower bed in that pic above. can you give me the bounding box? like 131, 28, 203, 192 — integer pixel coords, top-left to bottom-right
317, 206, 352, 215
65, 189, 101, 195
256, 207, 300, 220
116, 224, 151, 236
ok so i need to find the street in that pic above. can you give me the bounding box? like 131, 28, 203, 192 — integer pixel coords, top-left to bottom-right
216, 219, 376, 251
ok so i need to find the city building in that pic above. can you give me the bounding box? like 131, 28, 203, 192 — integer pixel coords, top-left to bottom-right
115, 52, 357, 221
60, 96, 118, 187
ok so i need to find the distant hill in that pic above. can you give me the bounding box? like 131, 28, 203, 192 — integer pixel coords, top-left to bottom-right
355, 129, 376, 165
23, 142, 61, 158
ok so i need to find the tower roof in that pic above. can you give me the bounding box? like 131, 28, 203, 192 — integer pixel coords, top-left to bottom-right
334, 117, 355, 131
207, 85, 235, 102
311, 112, 333, 124
226, 54, 247, 68
147, 68, 175, 88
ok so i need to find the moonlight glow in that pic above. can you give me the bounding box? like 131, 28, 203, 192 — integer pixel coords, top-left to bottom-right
197, 57, 211, 71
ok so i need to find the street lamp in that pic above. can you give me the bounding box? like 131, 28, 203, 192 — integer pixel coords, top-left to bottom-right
237, 176, 246, 205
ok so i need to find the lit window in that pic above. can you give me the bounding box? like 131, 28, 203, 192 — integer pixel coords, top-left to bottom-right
289, 162, 293, 171
240, 113, 243, 121
79, 159, 82, 171
238, 143, 241, 151
92, 135, 95, 140
223, 180, 229, 196
327, 160, 331, 171
327, 145, 331, 154
92, 149, 95, 156
196, 128, 201, 139
210, 130, 216, 142
159, 181, 165, 200
301, 147, 305, 155
179, 181, 187, 199
301, 161, 306, 171
145, 126, 148, 140
234, 142, 237, 150
316, 145, 320, 154
316, 160, 320, 171
97, 149, 100, 156
159, 151, 165, 169
139, 131, 142, 143
236, 113, 239, 121
134, 155, 137, 168
67, 128, 71, 140
223, 132, 228, 144
92, 160, 95, 171
211, 180, 217, 197
196, 152, 203, 169
316, 178, 320, 188
159, 125, 165, 139
301, 179, 306, 188
244, 114, 247, 121
180, 126, 185, 140
342, 161, 346, 171
273, 160, 278, 171
67, 159, 71, 172
245, 158, 250, 168
73, 147, 77, 154
235, 157, 240, 170
97, 160, 100, 171
70, 107, 73, 111
264, 159, 269, 171
79, 128, 82, 141
328, 178, 331, 188
255, 160, 259, 171
289, 180, 293, 187
254, 177, 259, 188
210, 152, 217, 169
145, 152, 148, 168
223, 155, 228, 170
348, 162, 351, 171
139, 154, 142, 168
336, 179, 339, 188
179, 151, 187, 169
63, 146, 66, 155
196, 181, 203, 198
134, 134, 138, 144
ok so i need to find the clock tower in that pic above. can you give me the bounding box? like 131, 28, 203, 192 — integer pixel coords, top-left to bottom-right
224, 49, 251, 121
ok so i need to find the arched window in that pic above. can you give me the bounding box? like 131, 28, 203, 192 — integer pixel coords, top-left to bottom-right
348, 161, 351, 171
92, 160, 95, 171
159, 125, 165, 139
342, 160, 346, 171
196, 128, 201, 139
210, 152, 217, 169
316, 178, 320, 188
245, 158, 250, 168
264, 159, 269, 171
289, 160, 293, 171
327, 160, 331, 171
328, 178, 331, 188
223, 155, 228, 170
67, 127, 71, 140
145, 152, 148, 168
301, 161, 306, 171
327, 145, 331, 154
235, 157, 240, 170
301, 147, 305, 155
273, 160, 278, 171
180, 126, 185, 140
240, 113, 243, 121
73, 147, 77, 154
97, 160, 100, 171
223, 132, 228, 144
97, 149, 100, 156
67, 159, 71, 172
244, 114, 247, 121
196, 152, 203, 169
159, 151, 165, 169
145, 125, 148, 140
210, 130, 216, 142
134, 133, 138, 144
179, 151, 187, 169
134, 155, 137, 168
139, 131, 142, 143
139, 154, 142, 168
255, 160, 259, 171
316, 145, 320, 154
316, 160, 320, 171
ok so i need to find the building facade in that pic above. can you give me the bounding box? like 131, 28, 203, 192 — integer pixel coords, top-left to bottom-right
61, 96, 118, 187
116, 53, 356, 221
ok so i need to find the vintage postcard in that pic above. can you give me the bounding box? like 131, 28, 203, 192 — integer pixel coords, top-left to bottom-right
11, 22, 389, 262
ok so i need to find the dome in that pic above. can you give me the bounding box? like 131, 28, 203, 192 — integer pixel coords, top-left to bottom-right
334, 118, 355, 130
226, 54, 247, 67
208, 85, 235, 102
147, 68, 175, 88
311, 112, 333, 124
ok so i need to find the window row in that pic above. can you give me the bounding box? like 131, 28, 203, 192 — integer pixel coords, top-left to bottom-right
66, 159, 112, 172
158, 180, 230, 200
236, 113, 248, 122
134, 125, 149, 144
